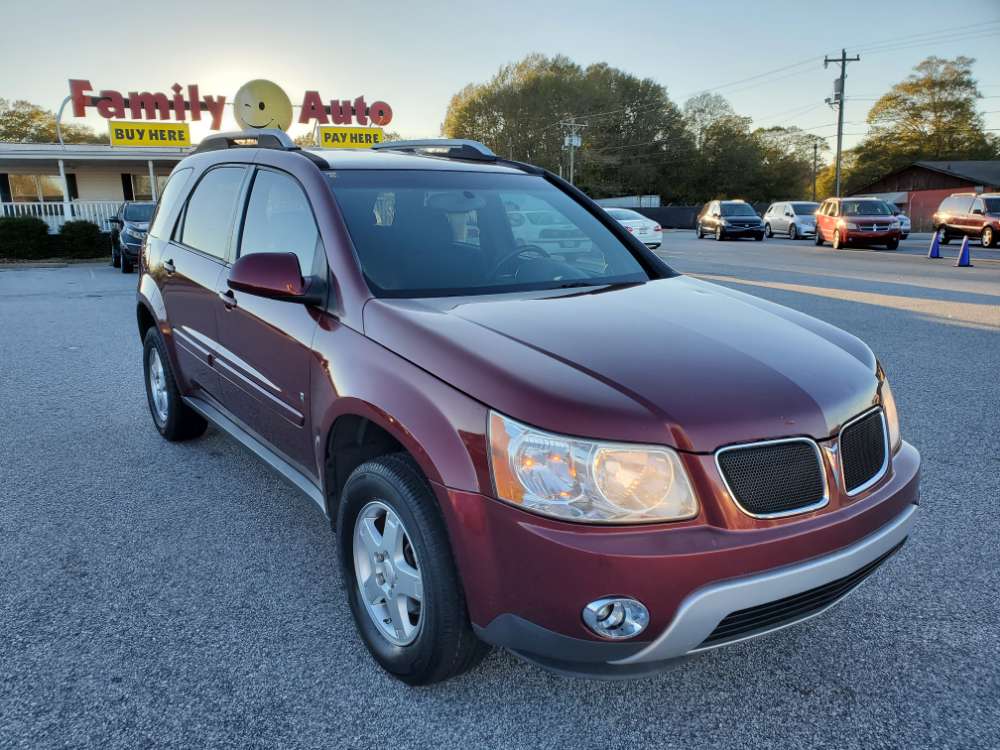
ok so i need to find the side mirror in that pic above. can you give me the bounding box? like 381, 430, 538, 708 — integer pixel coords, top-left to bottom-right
785, 211, 794, 217
712, 212, 721, 218
109, 217, 122, 225
972, 208, 984, 215
227, 252, 324, 305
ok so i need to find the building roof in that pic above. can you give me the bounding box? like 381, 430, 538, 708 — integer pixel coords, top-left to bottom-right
913, 160, 1000, 186
0, 142, 191, 170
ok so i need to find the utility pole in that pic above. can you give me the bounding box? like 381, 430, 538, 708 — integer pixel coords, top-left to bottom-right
812, 141, 818, 201
560, 117, 587, 185
824, 49, 860, 197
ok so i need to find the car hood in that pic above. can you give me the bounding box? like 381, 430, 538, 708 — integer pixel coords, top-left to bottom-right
363, 277, 878, 452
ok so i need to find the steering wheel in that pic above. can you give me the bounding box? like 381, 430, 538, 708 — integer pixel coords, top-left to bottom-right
490, 244, 552, 278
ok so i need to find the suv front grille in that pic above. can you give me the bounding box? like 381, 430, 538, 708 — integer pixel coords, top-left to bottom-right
716, 439, 826, 517
699, 540, 904, 648
840, 409, 888, 494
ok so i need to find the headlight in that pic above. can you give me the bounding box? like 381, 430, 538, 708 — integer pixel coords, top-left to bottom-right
879, 373, 902, 453
844, 221, 859, 230
488, 412, 698, 523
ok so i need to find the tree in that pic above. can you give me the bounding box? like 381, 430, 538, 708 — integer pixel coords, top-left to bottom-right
683, 93, 736, 150
753, 126, 829, 200
442, 54, 695, 200
0, 99, 104, 144
840, 56, 999, 194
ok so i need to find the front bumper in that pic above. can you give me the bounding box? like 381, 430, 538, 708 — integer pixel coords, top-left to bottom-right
844, 229, 901, 243
437, 441, 920, 678
721, 225, 764, 238
119, 240, 142, 260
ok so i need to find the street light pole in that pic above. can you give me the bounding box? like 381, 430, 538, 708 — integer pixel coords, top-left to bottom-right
824, 49, 860, 198
812, 141, 818, 201
560, 117, 587, 185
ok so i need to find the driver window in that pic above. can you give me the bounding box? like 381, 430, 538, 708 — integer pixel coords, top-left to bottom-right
240, 169, 318, 275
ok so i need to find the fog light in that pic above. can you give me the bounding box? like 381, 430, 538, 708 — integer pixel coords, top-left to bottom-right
582, 597, 649, 640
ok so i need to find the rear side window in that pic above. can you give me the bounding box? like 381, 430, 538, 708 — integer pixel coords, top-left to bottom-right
148, 168, 192, 239
180, 167, 246, 259
240, 169, 319, 275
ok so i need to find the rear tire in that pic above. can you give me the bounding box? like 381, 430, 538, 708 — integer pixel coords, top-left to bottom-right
337, 453, 489, 686
788, 224, 797, 240
982, 226, 995, 248
142, 328, 207, 441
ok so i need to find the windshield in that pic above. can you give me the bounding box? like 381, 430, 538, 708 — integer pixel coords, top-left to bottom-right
720, 203, 757, 217
327, 170, 650, 297
606, 208, 643, 220
984, 198, 1000, 214
841, 200, 891, 216
791, 202, 819, 214
124, 203, 155, 222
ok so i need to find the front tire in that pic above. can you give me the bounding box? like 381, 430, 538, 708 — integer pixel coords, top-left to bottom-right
982, 226, 995, 248
764, 223, 773, 238
938, 227, 951, 245
111, 243, 121, 268
788, 224, 797, 240
338, 454, 489, 685
696, 224, 704, 239
715, 226, 724, 241
832, 229, 843, 250
815, 229, 824, 246
142, 328, 207, 441
886, 238, 899, 250
121, 255, 133, 274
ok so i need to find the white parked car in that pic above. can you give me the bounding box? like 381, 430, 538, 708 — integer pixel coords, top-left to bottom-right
507, 209, 587, 252
604, 208, 663, 248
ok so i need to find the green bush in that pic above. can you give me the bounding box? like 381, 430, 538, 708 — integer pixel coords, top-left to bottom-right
0, 216, 50, 260
59, 220, 105, 259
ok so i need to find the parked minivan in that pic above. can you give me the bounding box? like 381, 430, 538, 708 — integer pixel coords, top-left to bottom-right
137, 131, 919, 684
763, 201, 819, 239
932, 192, 1000, 248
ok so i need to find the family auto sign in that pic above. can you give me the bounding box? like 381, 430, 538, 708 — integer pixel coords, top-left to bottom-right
68, 79, 393, 146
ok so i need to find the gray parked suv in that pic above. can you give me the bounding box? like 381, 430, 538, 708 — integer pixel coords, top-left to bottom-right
763, 201, 819, 240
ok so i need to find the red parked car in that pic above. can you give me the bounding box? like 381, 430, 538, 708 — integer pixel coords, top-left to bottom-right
137, 131, 920, 684
815, 197, 901, 250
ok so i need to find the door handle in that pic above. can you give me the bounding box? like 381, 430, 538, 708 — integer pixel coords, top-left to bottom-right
163, 258, 176, 274
218, 289, 238, 309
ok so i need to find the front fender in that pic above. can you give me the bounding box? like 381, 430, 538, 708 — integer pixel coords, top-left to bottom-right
310, 317, 491, 497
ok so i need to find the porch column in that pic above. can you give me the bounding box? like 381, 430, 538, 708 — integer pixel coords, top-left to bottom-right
57, 159, 72, 221
147, 160, 158, 201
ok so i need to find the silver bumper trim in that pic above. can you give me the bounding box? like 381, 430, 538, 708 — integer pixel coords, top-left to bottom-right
612, 504, 917, 665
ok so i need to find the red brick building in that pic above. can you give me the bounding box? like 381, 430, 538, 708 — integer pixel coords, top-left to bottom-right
849, 160, 1000, 231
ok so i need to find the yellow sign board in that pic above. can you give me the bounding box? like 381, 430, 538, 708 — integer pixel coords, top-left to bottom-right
109, 121, 191, 147
318, 126, 385, 149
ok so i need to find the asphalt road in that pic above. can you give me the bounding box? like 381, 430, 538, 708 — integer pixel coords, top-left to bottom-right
2, 237, 999, 749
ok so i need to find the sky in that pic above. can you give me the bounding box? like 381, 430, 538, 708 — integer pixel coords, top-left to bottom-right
2, 0, 999, 154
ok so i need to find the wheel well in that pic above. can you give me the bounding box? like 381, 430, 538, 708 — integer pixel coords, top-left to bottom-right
137, 303, 155, 342
325, 415, 406, 524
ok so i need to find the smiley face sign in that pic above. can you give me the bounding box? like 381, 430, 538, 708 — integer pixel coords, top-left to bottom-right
233, 79, 293, 131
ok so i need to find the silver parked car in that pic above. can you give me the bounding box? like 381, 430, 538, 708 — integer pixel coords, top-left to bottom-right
763, 201, 820, 240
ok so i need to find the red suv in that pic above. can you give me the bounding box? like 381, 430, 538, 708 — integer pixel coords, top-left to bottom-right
932, 192, 1000, 248
815, 197, 901, 250
137, 131, 919, 684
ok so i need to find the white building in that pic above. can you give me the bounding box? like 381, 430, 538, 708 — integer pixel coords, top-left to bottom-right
0, 142, 190, 232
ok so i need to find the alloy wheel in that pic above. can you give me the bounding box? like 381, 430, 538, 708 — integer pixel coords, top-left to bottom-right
788, 224, 797, 240
147, 348, 169, 425
983, 227, 994, 248
833, 230, 842, 249
353, 500, 424, 647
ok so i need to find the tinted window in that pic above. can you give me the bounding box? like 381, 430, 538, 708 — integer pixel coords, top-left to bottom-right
240, 169, 318, 275
984, 198, 1000, 214
841, 200, 891, 216
328, 170, 649, 297
180, 167, 245, 258
149, 168, 192, 239
124, 203, 155, 222
720, 203, 756, 217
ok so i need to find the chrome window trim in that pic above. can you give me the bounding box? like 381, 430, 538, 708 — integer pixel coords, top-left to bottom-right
839, 407, 891, 497
715, 436, 829, 520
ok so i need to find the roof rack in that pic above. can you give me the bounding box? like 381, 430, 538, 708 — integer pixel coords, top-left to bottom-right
191, 129, 328, 168
372, 139, 497, 162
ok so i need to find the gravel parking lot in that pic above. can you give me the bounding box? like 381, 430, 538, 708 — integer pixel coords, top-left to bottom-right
2, 235, 999, 749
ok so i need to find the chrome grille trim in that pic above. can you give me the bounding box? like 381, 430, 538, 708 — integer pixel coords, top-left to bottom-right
839, 407, 891, 497
715, 436, 830, 520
